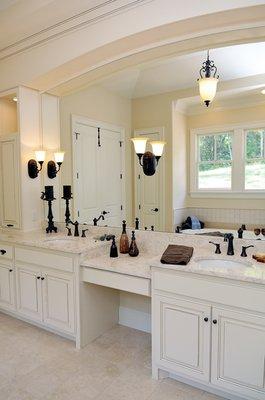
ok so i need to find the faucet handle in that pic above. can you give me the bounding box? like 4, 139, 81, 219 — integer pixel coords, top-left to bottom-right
209, 241, 221, 254
66, 227, 72, 236
81, 229, 88, 238
241, 245, 254, 257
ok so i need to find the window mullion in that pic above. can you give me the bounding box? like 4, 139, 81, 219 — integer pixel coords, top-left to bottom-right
233, 129, 245, 192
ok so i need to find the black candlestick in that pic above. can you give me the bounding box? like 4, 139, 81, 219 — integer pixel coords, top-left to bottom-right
62, 186, 72, 224
41, 187, 57, 233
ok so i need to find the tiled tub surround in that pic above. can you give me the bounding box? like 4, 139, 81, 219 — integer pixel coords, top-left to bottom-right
0, 226, 265, 400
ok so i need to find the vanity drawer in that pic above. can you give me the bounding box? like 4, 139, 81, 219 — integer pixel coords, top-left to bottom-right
82, 267, 151, 296
153, 269, 265, 314
15, 247, 73, 273
0, 243, 13, 261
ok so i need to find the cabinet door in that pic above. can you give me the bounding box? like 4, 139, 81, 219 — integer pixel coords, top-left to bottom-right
211, 307, 265, 400
16, 265, 42, 321
0, 264, 15, 309
42, 269, 75, 333
153, 295, 211, 382
0, 135, 21, 228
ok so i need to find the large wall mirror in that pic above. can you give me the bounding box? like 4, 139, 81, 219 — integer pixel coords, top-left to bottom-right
45, 41, 265, 241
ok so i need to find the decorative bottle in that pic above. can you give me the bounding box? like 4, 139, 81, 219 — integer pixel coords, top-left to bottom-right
129, 230, 139, 257
120, 220, 129, 254
110, 236, 118, 258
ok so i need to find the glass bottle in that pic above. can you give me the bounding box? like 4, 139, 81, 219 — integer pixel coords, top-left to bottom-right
129, 230, 139, 257
120, 220, 129, 254
110, 236, 118, 258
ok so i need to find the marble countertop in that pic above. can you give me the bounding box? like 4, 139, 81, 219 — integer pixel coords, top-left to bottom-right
0, 229, 108, 255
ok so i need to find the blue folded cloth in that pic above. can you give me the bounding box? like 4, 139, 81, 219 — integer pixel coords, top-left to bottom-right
190, 215, 201, 230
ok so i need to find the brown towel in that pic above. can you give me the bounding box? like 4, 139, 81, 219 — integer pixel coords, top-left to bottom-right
160, 245, 194, 265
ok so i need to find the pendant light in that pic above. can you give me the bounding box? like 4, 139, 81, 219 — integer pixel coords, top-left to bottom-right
131, 137, 166, 176
198, 50, 219, 107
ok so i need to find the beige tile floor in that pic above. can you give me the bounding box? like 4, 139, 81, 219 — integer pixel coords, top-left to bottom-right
0, 312, 226, 400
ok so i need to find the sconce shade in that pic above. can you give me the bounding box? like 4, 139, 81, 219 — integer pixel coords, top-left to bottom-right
150, 141, 166, 157
54, 151, 64, 164
131, 137, 148, 154
198, 77, 218, 106
35, 150, 45, 162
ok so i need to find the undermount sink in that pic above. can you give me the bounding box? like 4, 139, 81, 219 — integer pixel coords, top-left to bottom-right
195, 258, 251, 269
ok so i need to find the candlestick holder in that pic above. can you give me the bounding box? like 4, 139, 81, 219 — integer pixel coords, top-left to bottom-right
62, 186, 72, 224
41, 190, 57, 234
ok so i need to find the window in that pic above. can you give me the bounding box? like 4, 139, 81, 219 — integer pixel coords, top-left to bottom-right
190, 123, 265, 196
245, 129, 265, 190
198, 132, 233, 190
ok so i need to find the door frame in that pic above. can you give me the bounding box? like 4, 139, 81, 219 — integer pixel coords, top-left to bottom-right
134, 126, 165, 231
72, 114, 126, 222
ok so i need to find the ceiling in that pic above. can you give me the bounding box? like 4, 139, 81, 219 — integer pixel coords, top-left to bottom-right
98, 41, 265, 100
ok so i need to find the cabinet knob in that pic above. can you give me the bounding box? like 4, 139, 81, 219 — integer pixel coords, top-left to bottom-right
0, 249, 6, 255
213, 319, 217, 324
204, 317, 208, 322
9, 269, 13, 272
37, 276, 41, 279
41, 277, 45, 280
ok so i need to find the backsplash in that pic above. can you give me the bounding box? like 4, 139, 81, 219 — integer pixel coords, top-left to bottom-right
174, 207, 265, 228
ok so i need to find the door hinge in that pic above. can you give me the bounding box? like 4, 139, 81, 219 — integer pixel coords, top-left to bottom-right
119, 141, 122, 147
121, 205, 123, 211
78, 211, 80, 217
138, 174, 140, 180
74, 132, 80, 140
138, 204, 141, 210
98, 127, 101, 147
76, 172, 79, 179
120, 173, 122, 179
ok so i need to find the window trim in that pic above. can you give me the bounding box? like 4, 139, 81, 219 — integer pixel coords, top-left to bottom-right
190, 121, 265, 198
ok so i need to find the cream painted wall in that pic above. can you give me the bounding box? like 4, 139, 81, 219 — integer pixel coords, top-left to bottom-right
187, 103, 265, 210
132, 92, 174, 231
60, 84, 133, 223
0, 99, 17, 135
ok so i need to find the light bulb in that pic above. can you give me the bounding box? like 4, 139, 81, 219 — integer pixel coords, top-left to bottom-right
35, 150, 45, 162
198, 77, 218, 105
150, 141, 166, 157
12, 96, 17, 102
54, 151, 64, 164
131, 137, 149, 154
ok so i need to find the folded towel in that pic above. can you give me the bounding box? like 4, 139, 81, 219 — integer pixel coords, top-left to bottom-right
160, 245, 194, 265
189, 215, 201, 230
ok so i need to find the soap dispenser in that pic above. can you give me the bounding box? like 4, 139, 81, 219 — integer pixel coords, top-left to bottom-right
120, 220, 129, 254
129, 231, 139, 257
110, 236, 118, 258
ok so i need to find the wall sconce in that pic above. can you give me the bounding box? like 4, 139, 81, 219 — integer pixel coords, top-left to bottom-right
28, 150, 46, 179
47, 151, 65, 179
131, 137, 165, 176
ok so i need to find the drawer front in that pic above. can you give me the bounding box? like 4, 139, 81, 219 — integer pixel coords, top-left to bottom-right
15, 247, 73, 273
153, 269, 265, 314
0, 243, 13, 262
82, 267, 151, 297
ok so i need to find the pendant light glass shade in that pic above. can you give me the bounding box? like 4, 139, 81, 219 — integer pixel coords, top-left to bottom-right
131, 137, 149, 154
150, 141, 166, 157
198, 77, 218, 106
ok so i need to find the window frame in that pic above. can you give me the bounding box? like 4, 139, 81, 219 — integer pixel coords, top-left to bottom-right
190, 121, 265, 198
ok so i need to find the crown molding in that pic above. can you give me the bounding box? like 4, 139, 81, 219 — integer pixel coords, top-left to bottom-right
0, 0, 152, 61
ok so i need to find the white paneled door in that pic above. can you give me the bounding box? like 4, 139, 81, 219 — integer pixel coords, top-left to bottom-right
134, 127, 165, 232
72, 117, 124, 226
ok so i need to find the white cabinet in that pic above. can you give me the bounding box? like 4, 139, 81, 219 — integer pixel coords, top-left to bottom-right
16, 264, 42, 321
0, 264, 15, 310
16, 263, 75, 334
153, 295, 211, 382
0, 134, 21, 228
152, 269, 265, 400
42, 269, 75, 333
211, 307, 265, 400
